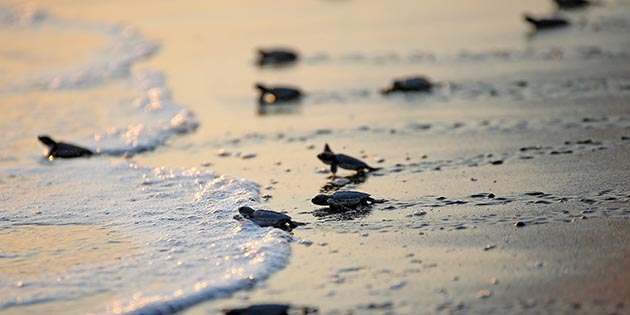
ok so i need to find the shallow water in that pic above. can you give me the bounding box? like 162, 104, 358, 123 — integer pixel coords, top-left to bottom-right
1, 0, 630, 314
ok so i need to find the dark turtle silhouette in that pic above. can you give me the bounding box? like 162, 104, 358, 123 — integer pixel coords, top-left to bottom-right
237, 206, 304, 231
37, 135, 93, 159
255, 83, 303, 105
311, 191, 385, 211
381, 76, 433, 94
223, 304, 317, 315
554, 0, 590, 8
257, 48, 298, 66
523, 14, 570, 30
317, 143, 380, 176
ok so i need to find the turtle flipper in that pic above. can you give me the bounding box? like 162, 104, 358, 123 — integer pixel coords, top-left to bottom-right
366, 166, 381, 172
328, 198, 354, 212
331, 163, 338, 175
367, 197, 386, 204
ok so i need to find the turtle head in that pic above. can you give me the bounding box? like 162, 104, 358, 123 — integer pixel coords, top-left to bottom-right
238, 206, 256, 218
254, 83, 268, 92
317, 151, 336, 165
37, 135, 56, 147
317, 144, 336, 165
311, 194, 331, 205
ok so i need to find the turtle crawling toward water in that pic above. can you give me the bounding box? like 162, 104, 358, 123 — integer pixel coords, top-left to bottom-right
255, 83, 303, 105
523, 14, 570, 30
257, 48, 298, 66
237, 206, 304, 231
317, 143, 380, 176
37, 135, 93, 159
311, 191, 385, 211
554, 0, 590, 9
223, 303, 317, 315
381, 76, 433, 94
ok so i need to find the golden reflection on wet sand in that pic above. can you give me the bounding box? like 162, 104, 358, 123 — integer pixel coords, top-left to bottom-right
0, 224, 140, 278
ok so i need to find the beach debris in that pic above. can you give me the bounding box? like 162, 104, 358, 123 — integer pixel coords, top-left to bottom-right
311, 190, 386, 211
381, 76, 433, 94
471, 192, 495, 199
240, 152, 257, 159
389, 281, 407, 290
236, 206, 304, 231
222, 303, 317, 315
523, 14, 570, 30
490, 277, 499, 285
514, 221, 526, 227
255, 83, 302, 105
484, 244, 497, 251
554, 0, 590, 9
216, 149, 231, 157
317, 143, 381, 175
256, 48, 298, 66
373, 156, 385, 163
478, 290, 493, 299
37, 135, 93, 159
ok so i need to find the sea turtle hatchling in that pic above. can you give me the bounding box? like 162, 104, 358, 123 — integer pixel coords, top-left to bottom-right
311, 191, 385, 211
255, 83, 303, 105
523, 14, 570, 30
237, 206, 304, 231
381, 76, 433, 94
37, 135, 94, 159
554, 0, 590, 9
317, 143, 380, 176
257, 48, 298, 66
223, 304, 317, 315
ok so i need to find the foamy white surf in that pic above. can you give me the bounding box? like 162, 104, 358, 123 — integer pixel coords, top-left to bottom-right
0, 160, 291, 315
0, 4, 286, 314
90, 68, 199, 157
0, 3, 197, 160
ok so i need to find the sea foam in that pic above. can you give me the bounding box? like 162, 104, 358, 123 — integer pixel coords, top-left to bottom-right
0, 160, 291, 315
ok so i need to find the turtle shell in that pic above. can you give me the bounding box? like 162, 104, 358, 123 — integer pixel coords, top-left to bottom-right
330, 191, 371, 206
335, 154, 370, 171
247, 209, 292, 228
394, 77, 432, 92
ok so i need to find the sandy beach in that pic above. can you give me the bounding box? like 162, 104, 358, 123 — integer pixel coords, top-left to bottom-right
1, 0, 629, 314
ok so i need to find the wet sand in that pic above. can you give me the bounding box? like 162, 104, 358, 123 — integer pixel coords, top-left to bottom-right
2, 0, 630, 314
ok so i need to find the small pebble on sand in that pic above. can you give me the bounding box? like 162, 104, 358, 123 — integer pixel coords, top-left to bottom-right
478, 290, 493, 299
216, 149, 230, 157
484, 244, 497, 251
373, 156, 385, 163
241, 153, 257, 159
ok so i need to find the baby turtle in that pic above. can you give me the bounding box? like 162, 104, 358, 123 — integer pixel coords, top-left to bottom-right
37, 135, 93, 159
523, 14, 569, 30
255, 83, 303, 105
237, 206, 303, 231
223, 304, 317, 315
554, 0, 590, 8
317, 143, 380, 176
257, 48, 298, 66
381, 76, 433, 94
311, 191, 385, 211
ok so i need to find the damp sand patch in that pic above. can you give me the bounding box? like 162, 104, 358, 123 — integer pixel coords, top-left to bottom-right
0, 224, 141, 278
